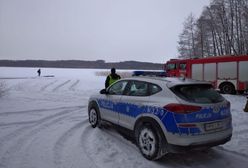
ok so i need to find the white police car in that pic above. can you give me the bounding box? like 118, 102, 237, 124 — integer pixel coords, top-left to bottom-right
88, 77, 232, 160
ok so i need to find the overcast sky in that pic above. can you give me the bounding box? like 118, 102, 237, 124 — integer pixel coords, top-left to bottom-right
0, 0, 209, 63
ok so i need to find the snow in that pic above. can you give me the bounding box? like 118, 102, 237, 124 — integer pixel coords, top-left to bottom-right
0, 67, 248, 168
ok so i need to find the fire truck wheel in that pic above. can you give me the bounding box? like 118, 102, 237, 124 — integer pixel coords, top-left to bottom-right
220, 82, 235, 94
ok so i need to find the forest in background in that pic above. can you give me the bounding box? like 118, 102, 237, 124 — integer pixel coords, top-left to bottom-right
0, 60, 164, 70
178, 0, 248, 59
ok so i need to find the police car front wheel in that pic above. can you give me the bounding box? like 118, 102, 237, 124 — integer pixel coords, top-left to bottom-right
89, 108, 98, 127
88, 103, 101, 128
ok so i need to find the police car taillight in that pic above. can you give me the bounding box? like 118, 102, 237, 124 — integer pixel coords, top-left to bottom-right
164, 103, 202, 114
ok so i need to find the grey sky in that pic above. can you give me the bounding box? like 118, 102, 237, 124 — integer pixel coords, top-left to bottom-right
0, 0, 209, 63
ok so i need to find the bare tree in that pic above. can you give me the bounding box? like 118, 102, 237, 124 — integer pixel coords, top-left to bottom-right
177, 0, 248, 58
178, 14, 197, 59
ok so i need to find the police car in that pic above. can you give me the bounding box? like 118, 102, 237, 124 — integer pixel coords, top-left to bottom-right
88, 77, 232, 160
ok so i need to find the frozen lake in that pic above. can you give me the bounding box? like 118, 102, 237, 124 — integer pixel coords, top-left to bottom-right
0, 67, 248, 168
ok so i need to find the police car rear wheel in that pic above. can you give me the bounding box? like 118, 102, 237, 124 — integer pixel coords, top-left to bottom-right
136, 125, 160, 160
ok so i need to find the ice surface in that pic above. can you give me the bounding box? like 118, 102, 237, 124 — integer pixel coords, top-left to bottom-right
0, 67, 248, 168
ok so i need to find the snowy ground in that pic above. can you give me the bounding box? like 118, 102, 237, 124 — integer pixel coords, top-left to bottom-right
0, 67, 248, 168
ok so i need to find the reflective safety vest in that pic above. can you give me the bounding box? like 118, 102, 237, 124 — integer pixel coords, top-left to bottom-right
109, 75, 119, 86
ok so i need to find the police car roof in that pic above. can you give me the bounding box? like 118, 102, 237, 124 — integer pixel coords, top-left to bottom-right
122, 76, 211, 87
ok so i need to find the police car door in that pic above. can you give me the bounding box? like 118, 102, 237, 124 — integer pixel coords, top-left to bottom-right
119, 80, 150, 130
102, 80, 128, 124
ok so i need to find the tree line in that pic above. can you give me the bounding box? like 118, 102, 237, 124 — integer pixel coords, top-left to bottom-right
178, 0, 248, 59
0, 60, 164, 70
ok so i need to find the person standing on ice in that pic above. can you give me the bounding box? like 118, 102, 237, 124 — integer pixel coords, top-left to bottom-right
105, 68, 121, 88
244, 96, 248, 112
37, 69, 41, 77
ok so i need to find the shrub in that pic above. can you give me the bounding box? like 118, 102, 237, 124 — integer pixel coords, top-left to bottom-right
95, 71, 132, 78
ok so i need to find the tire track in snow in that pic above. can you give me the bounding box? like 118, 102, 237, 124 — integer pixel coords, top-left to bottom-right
0, 109, 74, 146
216, 146, 248, 158
0, 106, 85, 145
80, 123, 248, 168
0, 107, 80, 148
40, 80, 58, 91
0, 121, 37, 127
80, 124, 158, 168
0, 107, 85, 127
53, 121, 86, 167
0, 107, 83, 168
53, 118, 98, 168
157, 147, 248, 168
235, 127, 248, 135
52, 80, 71, 92
7, 80, 31, 91
69, 79, 80, 91
80, 124, 102, 168
19, 107, 87, 168
0, 105, 85, 117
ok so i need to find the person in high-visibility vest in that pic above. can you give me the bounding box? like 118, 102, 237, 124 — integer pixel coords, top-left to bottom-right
105, 68, 121, 88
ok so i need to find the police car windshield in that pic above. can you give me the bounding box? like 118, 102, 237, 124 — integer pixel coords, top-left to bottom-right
171, 84, 224, 104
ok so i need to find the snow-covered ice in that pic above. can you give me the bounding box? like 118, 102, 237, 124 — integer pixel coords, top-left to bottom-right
0, 67, 248, 168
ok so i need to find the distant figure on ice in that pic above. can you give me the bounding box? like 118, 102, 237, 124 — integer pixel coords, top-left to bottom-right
105, 68, 121, 88
244, 96, 248, 112
37, 69, 41, 77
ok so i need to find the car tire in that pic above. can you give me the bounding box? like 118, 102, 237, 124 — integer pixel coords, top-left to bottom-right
88, 102, 101, 128
135, 123, 163, 160
220, 83, 235, 94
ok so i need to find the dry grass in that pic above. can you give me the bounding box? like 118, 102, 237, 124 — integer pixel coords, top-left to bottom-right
95, 70, 133, 78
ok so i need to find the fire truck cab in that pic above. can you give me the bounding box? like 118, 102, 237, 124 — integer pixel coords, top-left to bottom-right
165, 55, 248, 94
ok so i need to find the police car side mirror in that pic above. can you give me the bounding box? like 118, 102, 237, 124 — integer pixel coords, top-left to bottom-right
100, 89, 108, 94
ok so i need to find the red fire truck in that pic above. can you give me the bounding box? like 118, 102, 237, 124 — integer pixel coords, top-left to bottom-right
164, 55, 248, 94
